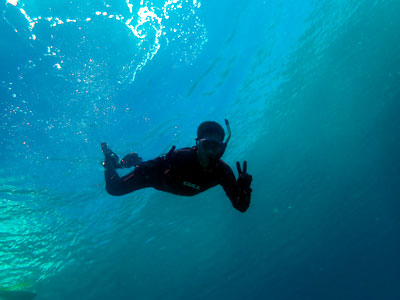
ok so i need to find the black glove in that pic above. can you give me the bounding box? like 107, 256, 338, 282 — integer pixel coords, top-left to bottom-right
119, 152, 143, 168
236, 161, 253, 191
101, 142, 120, 169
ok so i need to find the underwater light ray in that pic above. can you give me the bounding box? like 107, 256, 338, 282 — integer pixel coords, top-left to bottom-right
4, 0, 206, 83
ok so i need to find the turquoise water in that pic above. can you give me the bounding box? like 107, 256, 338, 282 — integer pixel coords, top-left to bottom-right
1, 0, 400, 299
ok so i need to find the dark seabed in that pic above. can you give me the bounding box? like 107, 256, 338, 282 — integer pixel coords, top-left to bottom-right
1, 0, 399, 299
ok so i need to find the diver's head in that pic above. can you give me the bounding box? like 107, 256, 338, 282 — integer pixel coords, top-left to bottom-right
196, 120, 231, 165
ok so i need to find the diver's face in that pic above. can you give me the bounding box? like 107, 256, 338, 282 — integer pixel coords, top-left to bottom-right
197, 134, 224, 165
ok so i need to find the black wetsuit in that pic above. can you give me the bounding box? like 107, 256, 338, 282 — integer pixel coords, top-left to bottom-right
104, 146, 251, 212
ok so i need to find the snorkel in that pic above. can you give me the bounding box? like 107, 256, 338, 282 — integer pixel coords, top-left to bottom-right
222, 119, 231, 153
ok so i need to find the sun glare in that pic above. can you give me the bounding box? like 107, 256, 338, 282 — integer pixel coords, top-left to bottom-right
7, 0, 19, 6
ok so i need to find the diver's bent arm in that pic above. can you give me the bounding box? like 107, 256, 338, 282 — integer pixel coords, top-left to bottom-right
104, 167, 136, 196
232, 187, 251, 212
220, 165, 251, 212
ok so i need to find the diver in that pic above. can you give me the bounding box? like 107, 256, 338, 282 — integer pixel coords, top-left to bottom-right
101, 120, 252, 212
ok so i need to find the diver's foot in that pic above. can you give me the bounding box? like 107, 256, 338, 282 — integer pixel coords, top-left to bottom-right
101, 142, 120, 168
119, 152, 143, 168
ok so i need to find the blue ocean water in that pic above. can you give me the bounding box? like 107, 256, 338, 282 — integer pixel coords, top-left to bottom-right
1, 0, 400, 299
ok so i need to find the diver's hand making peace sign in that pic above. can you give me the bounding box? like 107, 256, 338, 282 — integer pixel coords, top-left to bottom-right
236, 161, 253, 190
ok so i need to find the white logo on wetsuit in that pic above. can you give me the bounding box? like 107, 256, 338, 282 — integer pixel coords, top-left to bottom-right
183, 181, 201, 190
